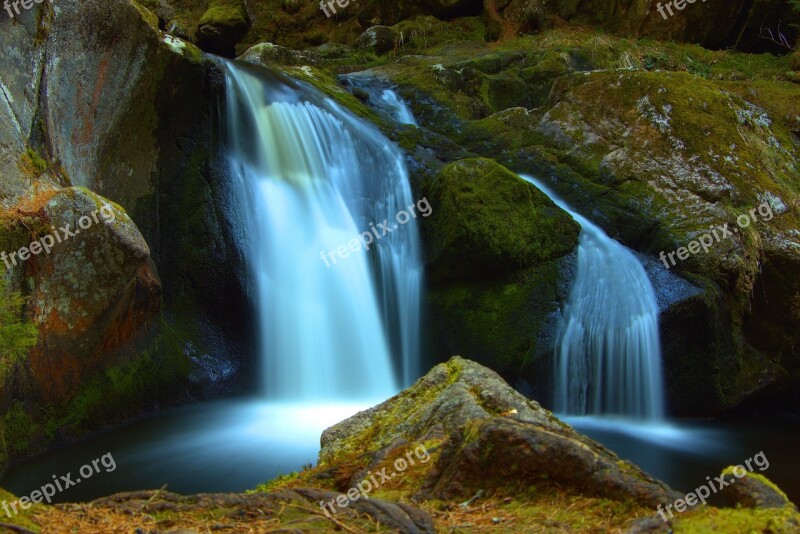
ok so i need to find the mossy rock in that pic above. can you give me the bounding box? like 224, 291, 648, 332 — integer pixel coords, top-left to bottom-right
197, 0, 251, 56
428, 259, 571, 390
422, 157, 580, 280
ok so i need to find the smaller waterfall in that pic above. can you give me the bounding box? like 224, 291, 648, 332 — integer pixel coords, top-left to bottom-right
377, 89, 418, 126
520, 175, 665, 420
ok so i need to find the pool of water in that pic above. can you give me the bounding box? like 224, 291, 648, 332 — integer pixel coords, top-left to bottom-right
3, 402, 798, 507
565, 413, 800, 506
0, 399, 374, 503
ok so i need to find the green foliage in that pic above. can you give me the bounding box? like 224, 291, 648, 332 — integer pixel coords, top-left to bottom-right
0, 277, 38, 382
0, 403, 38, 464
61, 319, 192, 432
17, 147, 48, 179
250, 471, 302, 494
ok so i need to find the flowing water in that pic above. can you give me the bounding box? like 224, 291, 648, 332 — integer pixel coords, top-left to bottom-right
223, 62, 423, 396
376, 89, 417, 126
0, 62, 425, 502
521, 175, 665, 420
2, 81, 798, 510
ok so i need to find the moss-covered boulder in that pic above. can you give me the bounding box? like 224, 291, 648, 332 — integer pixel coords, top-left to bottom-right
319, 357, 679, 505
354, 25, 401, 55
720, 467, 798, 510
418, 158, 578, 389
197, 0, 251, 57
18, 188, 160, 401
423, 158, 579, 279
316, 357, 684, 515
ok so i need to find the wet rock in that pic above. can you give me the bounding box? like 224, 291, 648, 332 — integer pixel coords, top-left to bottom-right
720, 469, 798, 510
20, 188, 161, 400
354, 26, 400, 55
321, 357, 681, 507
196, 0, 251, 57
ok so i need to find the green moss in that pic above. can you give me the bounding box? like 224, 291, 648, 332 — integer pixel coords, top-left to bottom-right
279, 65, 386, 126
250, 471, 302, 493
130, 0, 159, 30
674, 505, 800, 533
0, 277, 38, 390
320, 359, 463, 465
0, 318, 192, 466
60, 319, 192, 433
199, 0, 248, 27
18, 148, 48, 178
424, 158, 579, 279
429, 263, 564, 378
720, 467, 792, 504
0, 488, 41, 531
0, 404, 39, 464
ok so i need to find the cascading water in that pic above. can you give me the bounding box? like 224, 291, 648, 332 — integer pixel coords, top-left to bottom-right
521, 175, 665, 420
377, 89, 418, 126
223, 61, 423, 400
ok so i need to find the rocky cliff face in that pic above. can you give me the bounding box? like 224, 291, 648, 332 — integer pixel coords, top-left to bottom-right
0, 0, 252, 469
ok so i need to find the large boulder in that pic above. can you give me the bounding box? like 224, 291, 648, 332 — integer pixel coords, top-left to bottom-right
423, 158, 579, 279
419, 158, 579, 393
320, 357, 680, 507
197, 0, 251, 57
720, 467, 799, 510
0, 0, 251, 466
354, 26, 399, 55
7, 188, 160, 401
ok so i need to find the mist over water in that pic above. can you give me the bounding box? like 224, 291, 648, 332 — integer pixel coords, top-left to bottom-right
521, 175, 665, 420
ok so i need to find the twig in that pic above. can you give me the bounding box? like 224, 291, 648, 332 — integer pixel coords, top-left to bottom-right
284, 503, 357, 533
138, 484, 168, 512
0, 522, 37, 534
758, 21, 796, 50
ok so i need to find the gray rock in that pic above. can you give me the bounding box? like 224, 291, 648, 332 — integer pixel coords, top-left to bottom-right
321, 357, 682, 507
720, 471, 798, 510
354, 26, 399, 55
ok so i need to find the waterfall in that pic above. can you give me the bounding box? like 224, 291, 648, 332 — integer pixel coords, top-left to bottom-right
521, 175, 665, 420
377, 89, 418, 126
223, 61, 423, 401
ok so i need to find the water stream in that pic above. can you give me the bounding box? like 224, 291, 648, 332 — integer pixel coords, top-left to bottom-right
223, 62, 423, 396
521, 175, 665, 420
0, 62, 425, 502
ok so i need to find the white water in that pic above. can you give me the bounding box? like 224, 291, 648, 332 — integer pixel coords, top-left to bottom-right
521, 175, 665, 420
224, 62, 423, 401
379, 89, 418, 125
